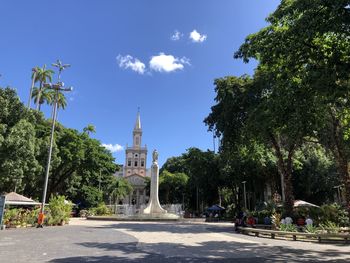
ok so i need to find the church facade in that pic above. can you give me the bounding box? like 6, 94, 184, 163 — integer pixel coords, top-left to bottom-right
121, 111, 148, 207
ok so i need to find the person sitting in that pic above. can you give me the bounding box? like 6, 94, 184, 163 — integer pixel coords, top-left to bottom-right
285, 216, 293, 224
264, 216, 272, 225
297, 217, 305, 226
247, 216, 255, 227
305, 216, 313, 226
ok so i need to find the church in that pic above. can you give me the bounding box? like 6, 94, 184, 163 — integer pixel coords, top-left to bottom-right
118, 111, 149, 207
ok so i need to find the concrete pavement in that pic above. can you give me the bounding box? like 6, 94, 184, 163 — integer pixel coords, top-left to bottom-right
0, 218, 349, 262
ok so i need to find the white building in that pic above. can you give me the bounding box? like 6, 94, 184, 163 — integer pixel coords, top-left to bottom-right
121, 111, 149, 207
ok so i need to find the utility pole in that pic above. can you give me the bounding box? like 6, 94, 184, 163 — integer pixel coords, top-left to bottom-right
37, 81, 72, 227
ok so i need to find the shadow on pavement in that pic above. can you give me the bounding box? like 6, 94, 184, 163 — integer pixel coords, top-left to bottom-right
49, 239, 350, 263
88, 221, 233, 235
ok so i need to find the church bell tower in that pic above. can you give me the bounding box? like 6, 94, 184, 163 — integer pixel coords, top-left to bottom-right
124, 110, 147, 177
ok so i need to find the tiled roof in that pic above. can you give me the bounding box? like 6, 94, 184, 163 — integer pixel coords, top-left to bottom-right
5, 192, 36, 203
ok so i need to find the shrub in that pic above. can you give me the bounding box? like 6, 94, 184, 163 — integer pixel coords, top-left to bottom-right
47, 195, 72, 225
26, 208, 40, 225
89, 203, 112, 216
319, 203, 349, 227
305, 224, 318, 233
4, 208, 19, 226
319, 221, 340, 234
279, 223, 297, 232
271, 212, 282, 228
79, 209, 89, 218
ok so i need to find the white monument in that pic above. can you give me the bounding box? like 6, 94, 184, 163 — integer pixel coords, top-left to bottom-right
143, 150, 167, 214
142, 150, 179, 219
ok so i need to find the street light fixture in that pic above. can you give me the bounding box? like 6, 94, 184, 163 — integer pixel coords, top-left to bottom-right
242, 181, 247, 210
52, 60, 71, 81
37, 81, 72, 227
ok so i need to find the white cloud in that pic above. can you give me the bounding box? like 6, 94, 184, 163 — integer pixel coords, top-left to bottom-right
171, 30, 182, 41
149, 53, 190, 73
116, 55, 146, 74
189, 29, 207, 43
102, 143, 124, 153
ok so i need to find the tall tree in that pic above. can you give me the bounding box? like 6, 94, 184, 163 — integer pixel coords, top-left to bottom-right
0, 87, 43, 194
33, 65, 54, 111
205, 73, 318, 213
83, 124, 96, 135
159, 170, 188, 204
47, 90, 67, 110
234, 0, 350, 210
31, 86, 52, 111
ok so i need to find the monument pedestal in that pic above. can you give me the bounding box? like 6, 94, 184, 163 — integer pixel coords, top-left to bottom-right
142, 150, 179, 219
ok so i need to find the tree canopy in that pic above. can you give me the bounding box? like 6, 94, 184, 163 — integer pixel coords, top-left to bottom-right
0, 87, 123, 208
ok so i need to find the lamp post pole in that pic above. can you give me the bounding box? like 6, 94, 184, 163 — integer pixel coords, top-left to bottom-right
242, 181, 247, 210
37, 82, 72, 227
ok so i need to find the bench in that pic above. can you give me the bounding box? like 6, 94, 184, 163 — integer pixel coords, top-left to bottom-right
237, 227, 350, 243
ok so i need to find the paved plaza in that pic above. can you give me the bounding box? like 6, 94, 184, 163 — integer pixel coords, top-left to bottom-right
0, 218, 349, 262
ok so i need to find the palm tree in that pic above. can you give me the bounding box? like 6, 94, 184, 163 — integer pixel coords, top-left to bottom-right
47, 90, 67, 109
109, 177, 133, 205
31, 86, 52, 111
33, 65, 54, 111
83, 124, 96, 135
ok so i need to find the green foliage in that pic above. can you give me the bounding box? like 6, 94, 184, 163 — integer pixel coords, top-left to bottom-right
234, 0, 350, 210
305, 224, 318, 234
0, 87, 120, 209
319, 203, 349, 227
319, 221, 341, 234
32, 65, 54, 111
279, 223, 297, 232
89, 203, 112, 216
3, 207, 40, 227
47, 195, 72, 225
159, 170, 188, 204
161, 148, 222, 211
293, 144, 339, 204
79, 186, 103, 208
108, 176, 133, 205
83, 124, 96, 135
3, 208, 19, 226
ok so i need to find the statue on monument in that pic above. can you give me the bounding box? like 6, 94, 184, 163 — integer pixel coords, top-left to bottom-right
143, 149, 167, 215
152, 149, 158, 164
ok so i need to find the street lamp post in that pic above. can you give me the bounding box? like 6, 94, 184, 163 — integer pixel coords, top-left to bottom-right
37, 82, 72, 227
242, 181, 247, 210
52, 59, 71, 81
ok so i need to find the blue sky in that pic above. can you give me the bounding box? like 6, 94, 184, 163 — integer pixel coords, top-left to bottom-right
0, 0, 280, 166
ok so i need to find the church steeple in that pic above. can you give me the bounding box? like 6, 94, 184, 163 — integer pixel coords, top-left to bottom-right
133, 109, 142, 148
134, 108, 141, 130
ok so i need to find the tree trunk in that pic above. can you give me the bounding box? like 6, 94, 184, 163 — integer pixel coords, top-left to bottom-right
270, 133, 295, 215
329, 109, 350, 214
36, 81, 42, 111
